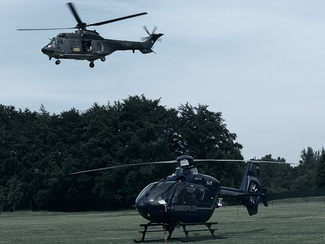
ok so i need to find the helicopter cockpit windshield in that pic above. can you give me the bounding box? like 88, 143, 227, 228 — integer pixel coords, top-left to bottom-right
46, 38, 58, 48
135, 181, 178, 204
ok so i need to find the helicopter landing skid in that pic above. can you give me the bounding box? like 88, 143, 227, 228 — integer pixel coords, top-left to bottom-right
134, 221, 219, 242
134, 222, 175, 243
180, 222, 218, 242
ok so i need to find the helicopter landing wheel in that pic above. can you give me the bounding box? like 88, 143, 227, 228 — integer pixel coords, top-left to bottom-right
55, 60, 61, 65
89, 61, 95, 68
100, 56, 106, 62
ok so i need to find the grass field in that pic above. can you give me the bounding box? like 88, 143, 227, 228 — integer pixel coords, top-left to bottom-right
1, 201, 325, 243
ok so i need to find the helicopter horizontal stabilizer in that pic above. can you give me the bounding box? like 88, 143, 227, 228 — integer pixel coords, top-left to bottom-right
242, 187, 268, 215
261, 188, 268, 206
139, 49, 154, 54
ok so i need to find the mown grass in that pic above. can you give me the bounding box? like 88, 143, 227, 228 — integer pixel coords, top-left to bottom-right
1, 201, 325, 243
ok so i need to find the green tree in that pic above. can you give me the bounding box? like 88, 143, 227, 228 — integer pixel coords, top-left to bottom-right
291, 147, 319, 191
176, 103, 244, 188
315, 148, 325, 190
0, 186, 4, 212
6, 176, 24, 212
177, 103, 242, 159
259, 154, 292, 193
89, 96, 178, 208
0, 96, 248, 211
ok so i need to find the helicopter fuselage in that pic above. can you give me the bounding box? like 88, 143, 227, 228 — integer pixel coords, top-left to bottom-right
19, 3, 161, 68
135, 166, 221, 224
41, 30, 161, 67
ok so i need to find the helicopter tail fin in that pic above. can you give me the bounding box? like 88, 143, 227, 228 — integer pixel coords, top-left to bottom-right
239, 161, 268, 215
140, 33, 163, 54
220, 161, 268, 216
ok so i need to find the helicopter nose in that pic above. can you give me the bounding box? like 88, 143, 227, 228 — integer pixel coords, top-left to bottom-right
41, 47, 53, 55
135, 199, 153, 221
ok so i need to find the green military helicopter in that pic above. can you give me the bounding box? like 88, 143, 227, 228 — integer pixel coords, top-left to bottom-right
18, 2, 163, 68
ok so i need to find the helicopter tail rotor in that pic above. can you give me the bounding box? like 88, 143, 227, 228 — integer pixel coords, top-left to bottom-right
139, 26, 163, 54
141, 26, 163, 42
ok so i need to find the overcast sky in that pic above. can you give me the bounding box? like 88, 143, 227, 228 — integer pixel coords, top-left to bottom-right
1, 0, 325, 163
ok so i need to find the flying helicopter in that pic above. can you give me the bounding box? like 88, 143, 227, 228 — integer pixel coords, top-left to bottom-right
70, 155, 275, 242
17, 2, 163, 68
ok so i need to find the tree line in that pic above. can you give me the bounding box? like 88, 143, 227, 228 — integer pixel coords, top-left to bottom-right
0, 95, 324, 212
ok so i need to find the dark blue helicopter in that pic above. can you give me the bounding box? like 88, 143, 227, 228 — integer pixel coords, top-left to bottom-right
135, 155, 267, 224
71, 155, 269, 241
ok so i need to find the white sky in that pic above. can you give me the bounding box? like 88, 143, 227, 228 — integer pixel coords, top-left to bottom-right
1, 0, 325, 163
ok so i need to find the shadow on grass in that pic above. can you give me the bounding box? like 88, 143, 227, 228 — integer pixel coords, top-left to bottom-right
132, 225, 266, 242
224, 228, 265, 235
133, 234, 229, 243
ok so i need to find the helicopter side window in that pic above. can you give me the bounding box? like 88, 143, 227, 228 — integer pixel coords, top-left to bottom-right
185, 186, 196, 202
56, 39, 63, 49
172, 184, 184, 203
70, 40, 75, 50
172, 184, 198, 203
161, 184, 176, 203
199, 188, 205, 201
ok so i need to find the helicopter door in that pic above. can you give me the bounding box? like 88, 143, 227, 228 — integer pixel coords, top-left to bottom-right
184, 186, 197, 202
81, 41, 92, 52
172, 184, 199, 203
91, 41, 104, 52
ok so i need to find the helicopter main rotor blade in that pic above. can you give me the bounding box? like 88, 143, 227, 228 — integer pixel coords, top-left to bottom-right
19, 4, 147, 31
69, 157, 296, 176
69, 160, 177, 175
193, 159, 246, 163
88, 12, 147, 27
18, 2, 84, 31
67, 2, 85, 29
17, 27, 76, 31
194, 159, 295, 165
